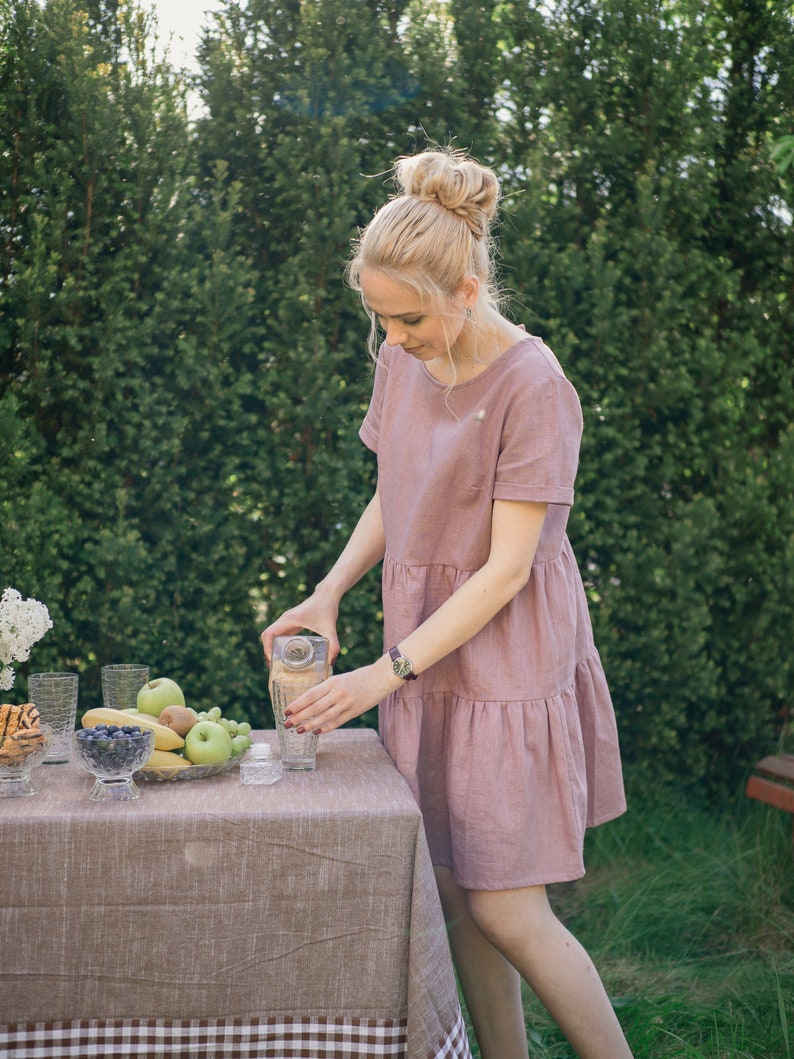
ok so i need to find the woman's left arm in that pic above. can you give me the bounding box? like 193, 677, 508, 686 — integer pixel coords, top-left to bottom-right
282, 499, 548, 735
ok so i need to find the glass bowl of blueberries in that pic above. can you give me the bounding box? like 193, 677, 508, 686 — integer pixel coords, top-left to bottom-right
74, 724, 154, 801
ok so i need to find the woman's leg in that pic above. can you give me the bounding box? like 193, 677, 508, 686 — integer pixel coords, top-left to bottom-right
466, 884, 633, 1059
434, 867, 529, 1059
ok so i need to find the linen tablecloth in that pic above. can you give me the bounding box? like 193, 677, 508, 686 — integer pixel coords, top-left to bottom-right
0, 729, 471, 1058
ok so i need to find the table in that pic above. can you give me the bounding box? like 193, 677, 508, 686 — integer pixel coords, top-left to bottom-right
0, 730, 471, 1059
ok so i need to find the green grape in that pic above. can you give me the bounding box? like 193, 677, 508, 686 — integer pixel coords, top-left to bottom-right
237, 722, 252, 736
208, 706, 222, 721
231, 733, 252, 755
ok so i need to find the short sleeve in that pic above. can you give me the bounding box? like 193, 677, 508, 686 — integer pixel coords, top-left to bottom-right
358, 346, 390, 454
492, 371, 583, 506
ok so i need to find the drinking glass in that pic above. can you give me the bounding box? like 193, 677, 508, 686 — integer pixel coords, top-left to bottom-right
101, 664, 149, 712
28, 672, 79, 764
271, 680, 320, 771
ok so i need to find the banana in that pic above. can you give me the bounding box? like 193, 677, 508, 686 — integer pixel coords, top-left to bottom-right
81, 707, 185, 751
145, 748, 192, 769
123, 709, 168, 722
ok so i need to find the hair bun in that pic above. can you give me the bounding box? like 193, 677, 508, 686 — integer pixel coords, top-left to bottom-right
394, 149, 499, 239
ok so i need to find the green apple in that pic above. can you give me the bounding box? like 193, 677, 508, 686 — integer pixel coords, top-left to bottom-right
184, 720, 233, 765
136, 677, 186, 718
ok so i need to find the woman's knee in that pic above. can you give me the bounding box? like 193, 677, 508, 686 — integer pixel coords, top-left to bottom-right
465, 884, 553, 949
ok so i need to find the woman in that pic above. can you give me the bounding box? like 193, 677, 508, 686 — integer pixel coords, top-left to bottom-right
261, 148, 632, 1059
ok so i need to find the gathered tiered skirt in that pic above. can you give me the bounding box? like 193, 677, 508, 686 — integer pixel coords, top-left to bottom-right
378, 544, 626, 892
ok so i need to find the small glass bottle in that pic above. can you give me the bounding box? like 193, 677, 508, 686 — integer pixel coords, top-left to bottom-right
240, 742, 283, 785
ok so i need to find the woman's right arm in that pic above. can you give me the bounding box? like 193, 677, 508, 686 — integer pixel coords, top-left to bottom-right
260, 486, 386, 664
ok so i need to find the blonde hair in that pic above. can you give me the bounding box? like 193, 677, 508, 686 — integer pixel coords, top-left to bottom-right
345, 148, 502, 358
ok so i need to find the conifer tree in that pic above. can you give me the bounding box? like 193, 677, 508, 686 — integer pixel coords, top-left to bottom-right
0, 0, 265, 712
496, 0, 794, 779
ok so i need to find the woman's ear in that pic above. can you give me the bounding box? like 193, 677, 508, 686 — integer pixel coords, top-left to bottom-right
458, 274, 480, 311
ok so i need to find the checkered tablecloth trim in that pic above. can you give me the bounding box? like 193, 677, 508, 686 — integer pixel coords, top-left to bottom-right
433, 1008, 472, 1058
0, 1017, 406, 1058
0, 1012, 471, 1058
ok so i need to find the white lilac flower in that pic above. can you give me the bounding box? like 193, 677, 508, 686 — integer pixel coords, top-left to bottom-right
0, 587, 53, 690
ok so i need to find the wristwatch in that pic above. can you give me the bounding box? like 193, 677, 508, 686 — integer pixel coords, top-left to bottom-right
389, 646, 417, 681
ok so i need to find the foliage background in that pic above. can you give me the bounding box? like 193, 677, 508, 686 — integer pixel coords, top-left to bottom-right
1, 0, 792, 793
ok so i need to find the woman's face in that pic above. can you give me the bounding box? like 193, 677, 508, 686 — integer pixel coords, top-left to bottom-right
359, 270, 469, 367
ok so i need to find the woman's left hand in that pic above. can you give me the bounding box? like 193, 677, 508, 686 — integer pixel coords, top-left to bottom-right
282, 663, 396, 735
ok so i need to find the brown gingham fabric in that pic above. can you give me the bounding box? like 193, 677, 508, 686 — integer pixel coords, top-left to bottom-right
0, 1010, 470, 1058
0, 731, 471, 1059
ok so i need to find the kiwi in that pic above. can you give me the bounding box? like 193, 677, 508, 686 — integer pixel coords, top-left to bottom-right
157, 705, 197, 737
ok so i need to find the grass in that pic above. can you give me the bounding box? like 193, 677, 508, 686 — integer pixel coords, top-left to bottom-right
460, 777, 794, 1058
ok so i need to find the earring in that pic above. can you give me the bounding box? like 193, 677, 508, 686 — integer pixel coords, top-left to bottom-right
465, 307, 473, 319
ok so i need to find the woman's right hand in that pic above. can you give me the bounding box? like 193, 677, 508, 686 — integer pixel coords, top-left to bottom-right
260, 592, 341, 666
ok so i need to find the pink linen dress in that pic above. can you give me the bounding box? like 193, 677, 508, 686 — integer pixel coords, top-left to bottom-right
359, 335, 626, 891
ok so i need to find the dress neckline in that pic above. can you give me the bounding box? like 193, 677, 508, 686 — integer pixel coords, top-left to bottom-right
419, 334, 539, 392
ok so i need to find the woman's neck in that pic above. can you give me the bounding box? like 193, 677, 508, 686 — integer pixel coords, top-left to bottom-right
433, 308, 525, 384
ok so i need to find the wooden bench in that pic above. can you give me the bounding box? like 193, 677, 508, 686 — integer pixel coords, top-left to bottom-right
746, 754, 794, 838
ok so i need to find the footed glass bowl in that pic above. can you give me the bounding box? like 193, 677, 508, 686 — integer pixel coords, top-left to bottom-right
74, 725, 154, 801
137, 750, 247, 782
0, 725, 53, 797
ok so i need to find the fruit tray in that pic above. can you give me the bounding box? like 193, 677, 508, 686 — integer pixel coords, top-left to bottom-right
136, 754, 245, 783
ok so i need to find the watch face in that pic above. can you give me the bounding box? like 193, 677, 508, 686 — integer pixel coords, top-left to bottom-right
393, 656, 413, 679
